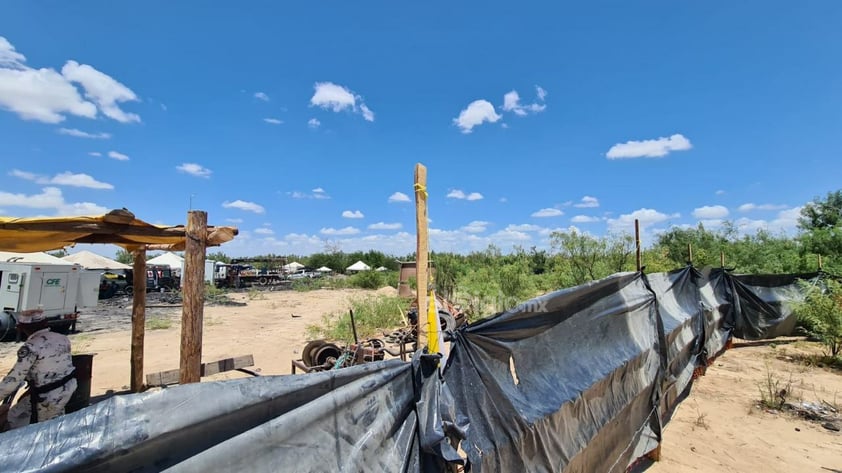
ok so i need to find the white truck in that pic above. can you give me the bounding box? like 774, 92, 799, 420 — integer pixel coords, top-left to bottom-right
0, 261, 100, 340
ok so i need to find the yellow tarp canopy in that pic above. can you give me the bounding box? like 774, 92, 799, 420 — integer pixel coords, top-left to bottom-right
0, 209, 238, 253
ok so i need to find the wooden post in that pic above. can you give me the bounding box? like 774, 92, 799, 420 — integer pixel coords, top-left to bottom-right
687, 243, 693, 266
818, 254, 823, 271
720, 251, 725, 268
180, 210, 207, 384
634, 219, 642, 272
130, 248, 146, 393
414, 164, 429, 350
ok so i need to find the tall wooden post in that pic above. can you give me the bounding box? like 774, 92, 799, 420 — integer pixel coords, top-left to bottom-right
180, 210, 207, 384
720, 251, 725, 268
414, 164, 429, 349
818, 254, 824, 271
130, 248, 147, 393
687, 243, 693, 266
634, 219, 642, 272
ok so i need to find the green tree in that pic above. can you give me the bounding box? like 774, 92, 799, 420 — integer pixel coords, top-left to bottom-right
207, 251, 231, 263
115, 249, 134, 264
550, 229, 604, 284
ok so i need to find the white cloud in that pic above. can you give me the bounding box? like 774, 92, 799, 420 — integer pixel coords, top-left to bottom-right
107, 150, 129, 161
505, 223, 542, 232
88, 152, 102, 157
535, 85, 547, 101
0, 38, 98, 123
310, 82, 374, 122
606, 208, 680, 234
692, 205, 729, 219
176, 163, 212, 178
715, 189, 726, 196
58, 128, 110, 139
289, 188, 330, 199
499, 197, 508, 203
368, 222, 402, 230
453, 99, 501, 133
733, 206, 802, 235
222, 200, 265, 214
606, 134, 692, 159
308, 118, 321, 128
502, 89, 546, 116
447, 189, 484, 201
263, 118, 282, 125
738, 203, 789, 212
10, 169, 114, 189
254, 227, 274, 235
320, 226, 360, 236
0, 186, 106, 216
342, 210, 364, 219
531, 208, 564, 218
388, 191, 411, 203
571, 215, 601, 223
48, 172, 114, 190
61, 60, 140, 123
226, 218, 243, 224
461, 221, 490, 233
573, 196, 599, 208
254, 92, 269, 101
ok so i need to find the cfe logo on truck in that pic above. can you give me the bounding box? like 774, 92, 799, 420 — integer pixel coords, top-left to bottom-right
45, 278, 62, 286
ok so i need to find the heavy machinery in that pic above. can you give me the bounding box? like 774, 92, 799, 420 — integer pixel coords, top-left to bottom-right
213, 257, 290, 288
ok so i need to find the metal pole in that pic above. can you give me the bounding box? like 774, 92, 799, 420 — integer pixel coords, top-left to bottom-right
634, 219, 642, 272
349, 309, 359, 344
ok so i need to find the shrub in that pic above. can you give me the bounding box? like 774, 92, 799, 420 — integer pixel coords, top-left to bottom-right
795, 278, 842, 357
306, 295, 409, 344
348, 271, 385, 289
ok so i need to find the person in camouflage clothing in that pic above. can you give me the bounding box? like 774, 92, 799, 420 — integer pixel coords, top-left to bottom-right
0, 309, 77, 431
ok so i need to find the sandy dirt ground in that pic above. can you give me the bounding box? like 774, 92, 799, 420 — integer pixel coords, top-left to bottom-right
1, 289, 840, 472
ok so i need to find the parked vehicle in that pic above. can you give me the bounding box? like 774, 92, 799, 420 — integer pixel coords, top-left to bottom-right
0, 261, 99, 339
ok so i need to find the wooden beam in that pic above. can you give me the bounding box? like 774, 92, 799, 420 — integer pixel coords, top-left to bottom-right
180, 210, 207, 384
130, 248, 147, 393
146, 355, 255, 387
414, 164, 429, 349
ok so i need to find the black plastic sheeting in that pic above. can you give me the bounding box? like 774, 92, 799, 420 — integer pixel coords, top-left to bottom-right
0, 268, 818, 473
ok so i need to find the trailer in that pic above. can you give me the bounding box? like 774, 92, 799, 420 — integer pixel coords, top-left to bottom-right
0, 261, 99, 339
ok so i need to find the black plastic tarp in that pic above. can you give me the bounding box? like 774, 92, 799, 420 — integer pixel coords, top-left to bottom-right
0, 268, 818, 473
443, 272, 663, 472
1, 360, 423, 473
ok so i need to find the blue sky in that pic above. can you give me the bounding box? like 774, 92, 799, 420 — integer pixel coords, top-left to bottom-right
1, 2, 841, 257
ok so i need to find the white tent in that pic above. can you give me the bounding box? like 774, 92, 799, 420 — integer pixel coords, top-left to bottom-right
62, 250, 131, 270
283, 261, 305, 272
375, 266, 388, 272
147, 252, 185, 275
0, 251, 68, 264
346, 260, 371, 272
316, 266, 333, 273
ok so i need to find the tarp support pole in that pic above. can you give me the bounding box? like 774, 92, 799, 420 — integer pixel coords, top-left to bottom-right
687, 243, 693, 265
818, 254, 823, 271
180, 210, 207, 384
720, 250, 725, 268
634, 219, 641, 272
131, 248, 146, 393
414, 163, 429, 349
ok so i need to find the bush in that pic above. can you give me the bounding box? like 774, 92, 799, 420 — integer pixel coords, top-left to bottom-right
306, 295, 409, 344
795, 278, 842, 357
348, 271, 385, 289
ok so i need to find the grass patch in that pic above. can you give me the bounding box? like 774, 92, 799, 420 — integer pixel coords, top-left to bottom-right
306, 295, 410, 344
247, 287, 264, 300
71, 334, 93, 354
146, 316, 173, 330
757, 362, 794, 410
